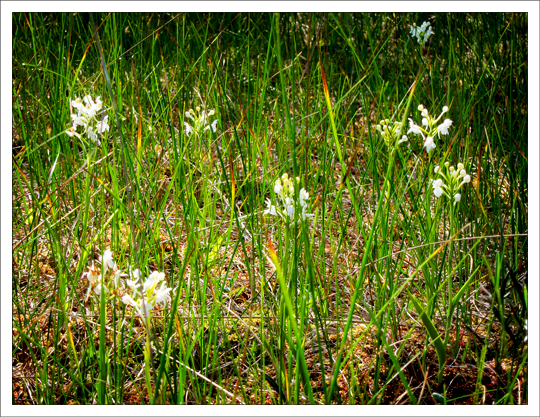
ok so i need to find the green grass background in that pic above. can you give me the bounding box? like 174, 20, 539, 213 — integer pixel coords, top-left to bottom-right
11, 12, 528, 405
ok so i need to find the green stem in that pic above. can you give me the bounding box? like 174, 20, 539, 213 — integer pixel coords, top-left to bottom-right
444, 203, 455, 348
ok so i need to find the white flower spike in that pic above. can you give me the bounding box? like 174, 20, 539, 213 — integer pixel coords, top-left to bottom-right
66, 94, 108, 144
410, 21, 434, 46
121, 270, 172, 319
264, 173, 313, 225
184, 104, 218, 137
429, 161, 473, 204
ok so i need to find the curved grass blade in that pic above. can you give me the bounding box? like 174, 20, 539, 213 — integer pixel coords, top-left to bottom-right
408, 291, 446, 385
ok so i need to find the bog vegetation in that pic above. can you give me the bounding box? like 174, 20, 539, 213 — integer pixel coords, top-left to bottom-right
12, 12, 528, 405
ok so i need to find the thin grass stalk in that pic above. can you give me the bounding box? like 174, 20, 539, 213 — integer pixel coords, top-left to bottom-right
90, 12, 158, 401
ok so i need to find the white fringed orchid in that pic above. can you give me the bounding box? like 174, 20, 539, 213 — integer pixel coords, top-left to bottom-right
121, 270, 172, 318
264, 173, 314, 225
410, 21, 435, 46
430, 161, 473, 204
405, 104, 453, 154
83, 249, 126, 301
375, 119, 408, 150
184, 105, 218, 137
66, 95, 109, 144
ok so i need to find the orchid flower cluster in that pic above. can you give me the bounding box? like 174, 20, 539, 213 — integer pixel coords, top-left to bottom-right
407, 104, 453, 153
83, 249, 172, 319
410, 21, 434, 46
122, 270, 172, 319
264, 173, 313, 224
374, 119, 409, 149
184, 106, 218, 137
83, 249, 126, 301
66, 95, 109, 144
431, 161, 472, 204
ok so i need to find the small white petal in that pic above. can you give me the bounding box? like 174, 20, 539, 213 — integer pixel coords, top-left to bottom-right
184, 122, 193, 136
122, 294, 138, 309
154, 285, 172, 305
424, 137, 436, 152
287, 205, 295, 219
264, 198, 277, 216
407, 118, 422, 135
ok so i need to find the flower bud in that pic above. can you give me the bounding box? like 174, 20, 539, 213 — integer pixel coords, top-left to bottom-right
460, 169, 466, 177
444, 161, 450, 167
421, 109, 428, 117
418, 104, 424, 111
454, 193, 461, 202
434, 165, 440, 173
443, 106, 449, 113
457, 163, 464, 170
463, 175, 471, 183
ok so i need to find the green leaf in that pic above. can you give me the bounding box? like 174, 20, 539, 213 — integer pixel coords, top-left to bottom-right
408, 291, 446, 384
432, 392, 446, 404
